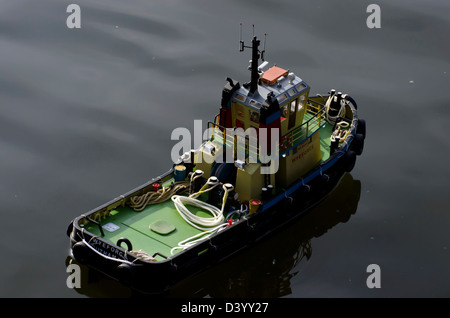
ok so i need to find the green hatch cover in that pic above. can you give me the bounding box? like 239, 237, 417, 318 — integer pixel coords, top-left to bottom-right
149, 220, 176, 235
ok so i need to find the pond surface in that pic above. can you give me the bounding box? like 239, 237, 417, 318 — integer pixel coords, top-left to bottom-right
0, 0, 449, 297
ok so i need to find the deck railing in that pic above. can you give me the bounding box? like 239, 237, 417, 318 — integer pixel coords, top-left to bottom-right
208, 99, 326, 161
279, 100, 326, 156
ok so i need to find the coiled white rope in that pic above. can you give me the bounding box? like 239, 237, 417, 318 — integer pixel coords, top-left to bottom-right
325, 94, 346, 125
171, 178, 232, 231
170, 173, 234, 255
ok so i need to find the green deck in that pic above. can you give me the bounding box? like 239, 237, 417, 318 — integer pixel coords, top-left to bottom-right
84, 194, 214, 260
301, 112, 333, 162
84, 120, 335, 260
318, 118, 334, 162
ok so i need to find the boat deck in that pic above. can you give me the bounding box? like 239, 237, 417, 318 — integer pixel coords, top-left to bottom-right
84, 194, 213, 260
318, 117, 333, 162
83, 120, 335, 261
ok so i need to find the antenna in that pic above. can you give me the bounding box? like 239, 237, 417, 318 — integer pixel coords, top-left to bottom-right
251, 25, 268, 61
239, 23, 267, 95
239, 23, 244, 52
262, 33, 267, 61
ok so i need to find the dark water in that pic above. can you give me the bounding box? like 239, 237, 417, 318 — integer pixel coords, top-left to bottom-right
1, 0, 449, 298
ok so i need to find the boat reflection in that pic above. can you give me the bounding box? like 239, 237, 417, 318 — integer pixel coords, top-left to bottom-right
66, 173, 361, 298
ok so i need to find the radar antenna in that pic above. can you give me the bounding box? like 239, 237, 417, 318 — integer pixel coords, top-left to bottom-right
239, 23, 267, 95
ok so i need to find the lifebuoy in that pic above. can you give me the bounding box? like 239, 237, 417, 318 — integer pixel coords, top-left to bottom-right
280, 135, 291, 151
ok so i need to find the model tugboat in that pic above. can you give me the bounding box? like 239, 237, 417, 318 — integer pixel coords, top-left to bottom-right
67, 34, 365, 294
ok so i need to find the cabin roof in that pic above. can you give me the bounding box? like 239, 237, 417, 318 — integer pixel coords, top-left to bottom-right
232, 65, 309, 110
261, 66, 289, 85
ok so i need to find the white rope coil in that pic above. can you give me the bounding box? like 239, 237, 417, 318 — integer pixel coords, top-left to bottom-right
171, 178, 232, 231
170, 175, 234, 255
325, 94, 346, 125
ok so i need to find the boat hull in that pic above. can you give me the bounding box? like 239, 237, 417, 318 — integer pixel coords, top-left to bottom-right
67, 147, 361, 294
67, 97, 364, 294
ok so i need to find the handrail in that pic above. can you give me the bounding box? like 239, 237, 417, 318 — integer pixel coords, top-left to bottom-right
206, 101, 327, 161
207, 120, 259, 161
279, 102, 326, 156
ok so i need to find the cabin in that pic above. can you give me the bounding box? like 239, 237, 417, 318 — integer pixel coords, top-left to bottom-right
194, 37, 323, 204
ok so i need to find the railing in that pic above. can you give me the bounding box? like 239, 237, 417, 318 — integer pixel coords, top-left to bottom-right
306, 98, 324, 114
207, 99, 327, 161
208, 120, 259, 162
279, 100, 326, 156
208, 118, 234, 148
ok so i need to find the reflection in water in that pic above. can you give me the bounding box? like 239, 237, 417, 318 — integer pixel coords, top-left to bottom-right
66, 173, 361, 298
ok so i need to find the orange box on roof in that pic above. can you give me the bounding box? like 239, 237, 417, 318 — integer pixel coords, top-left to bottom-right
261, 66, 289, 85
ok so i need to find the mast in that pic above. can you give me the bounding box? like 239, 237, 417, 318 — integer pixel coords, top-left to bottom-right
249, 36, 260, 95
240, 24, 265, 95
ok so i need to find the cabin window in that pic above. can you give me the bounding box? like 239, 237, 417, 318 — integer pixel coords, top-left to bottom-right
288, 99, 298, 130
277, 93, 288, 103
249, 99, 261, 108
280, 105, 287, 120
290, 99, 297, 114
296, 83, 306, 92
249, 110, 259, 123
288, 88, 296, 96
299, 94, 306, 111
235, 94, 246, 102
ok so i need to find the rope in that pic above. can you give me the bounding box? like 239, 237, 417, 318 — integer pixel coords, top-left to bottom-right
171, 178, 232, 231
170, 227, 226, 255
331, 121, 350, 143
127, 170, 236, 256
225, 203, 248, 220
170, 178, 235, 255
129, 249, 157, 262
325, 94, 346, 125
128, 181, 189, 211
